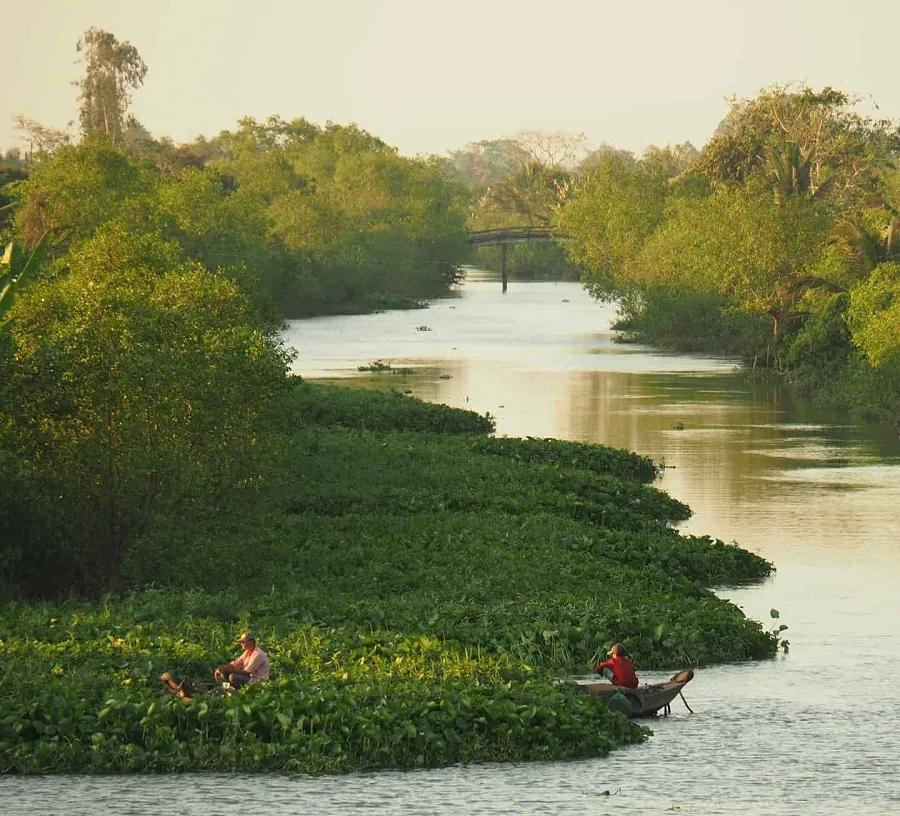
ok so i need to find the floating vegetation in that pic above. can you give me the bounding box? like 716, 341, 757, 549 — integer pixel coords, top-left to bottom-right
415, 325, 432, 332
769, 609, 790, 653
357, 360, 416, 376
367, 295, 430, 311
285, 381, 493, 434
1, 381, 778, 775
358, 360, 393, 372
0, 611, 648, 773
673, 421, 685, 430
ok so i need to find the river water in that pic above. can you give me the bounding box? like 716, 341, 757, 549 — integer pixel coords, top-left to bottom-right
11, 274, 900, 814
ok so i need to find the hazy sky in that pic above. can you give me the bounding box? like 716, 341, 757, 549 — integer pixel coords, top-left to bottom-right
2, 0, 897, 158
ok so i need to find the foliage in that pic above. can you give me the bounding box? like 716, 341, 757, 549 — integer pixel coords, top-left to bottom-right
475, 242, 581, 281
636, 185, 834, 350
264, 424, 689, 533
0, 225, 291, 597
0, 415, 776, 771
553, 84, 900, 402
0, 371, 779, 773
847, 261, 900, 368
0, 232, 51, 324
0, 601, 647, 774
472, 161, 573, 228
786, 292, 853, 373
207, 116, 469, 315
7, 125, 468, 318
612, 286, 770, 356
695, 84, 899, 208
556, 151, 673, 301
75, 28, 148, 145
281, 379, 495, 434
0, 43, 795, 774
469, 435, 659, 484
0, 158, 28, 242
11, 141, 156, 250
444, 139, 531, 188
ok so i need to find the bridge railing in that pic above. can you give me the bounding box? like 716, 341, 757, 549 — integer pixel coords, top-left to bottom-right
466, 226, 559, 246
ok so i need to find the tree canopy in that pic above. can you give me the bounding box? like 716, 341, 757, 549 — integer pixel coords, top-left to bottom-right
559, 84, 900, 371
75, 27, 148, 145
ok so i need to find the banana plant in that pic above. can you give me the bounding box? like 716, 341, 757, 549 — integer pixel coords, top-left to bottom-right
0, 231, 51, 324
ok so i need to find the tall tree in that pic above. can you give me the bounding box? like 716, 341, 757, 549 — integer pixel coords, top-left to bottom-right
75, 28, 148, 145
694, 85, 899, 207
513, 129, 588, 169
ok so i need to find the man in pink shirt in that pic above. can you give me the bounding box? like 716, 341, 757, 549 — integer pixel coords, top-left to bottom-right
214, 631, 270, 688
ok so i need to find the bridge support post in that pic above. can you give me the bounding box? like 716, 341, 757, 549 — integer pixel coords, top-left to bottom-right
501, 243, 508, 293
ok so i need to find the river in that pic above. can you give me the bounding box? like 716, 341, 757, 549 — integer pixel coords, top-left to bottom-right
11, 274, 900, 814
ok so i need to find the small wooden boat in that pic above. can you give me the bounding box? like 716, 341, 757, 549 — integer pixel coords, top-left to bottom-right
160, 672, 229, 700
577, 669, 694, 716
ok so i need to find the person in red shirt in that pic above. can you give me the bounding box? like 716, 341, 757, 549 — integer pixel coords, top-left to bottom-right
594, 642, 639, 688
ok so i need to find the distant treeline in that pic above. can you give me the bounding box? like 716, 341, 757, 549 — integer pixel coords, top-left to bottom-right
2, 120, 469, 318
439, 88, 900, 424
553, 87, 900, 425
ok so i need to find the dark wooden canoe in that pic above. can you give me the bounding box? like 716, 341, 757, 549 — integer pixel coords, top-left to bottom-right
577, 669, 694, 716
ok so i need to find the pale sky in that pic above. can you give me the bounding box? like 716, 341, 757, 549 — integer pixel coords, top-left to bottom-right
2, 0, 897, 158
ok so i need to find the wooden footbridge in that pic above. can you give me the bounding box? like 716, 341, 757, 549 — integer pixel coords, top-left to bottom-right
466, 227, 567, 292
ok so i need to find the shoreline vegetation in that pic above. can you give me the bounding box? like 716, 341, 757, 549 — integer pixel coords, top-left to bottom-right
3, 27, 867, 776
1, 381, 780, 775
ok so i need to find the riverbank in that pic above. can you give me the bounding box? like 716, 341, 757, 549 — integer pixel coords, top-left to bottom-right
0, 379, 779, 774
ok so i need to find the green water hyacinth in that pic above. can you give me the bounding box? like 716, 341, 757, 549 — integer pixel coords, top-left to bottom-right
0, 611, 647, 774
0, 382, 777, 774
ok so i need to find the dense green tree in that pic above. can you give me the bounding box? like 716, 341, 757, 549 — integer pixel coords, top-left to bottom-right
556, 151, 672, 300
557, 87, 900, 372
847, 261, 900, 368
209, 116, 468, 313
0, 157, 28, 241
637, 185, 833, 350
0, 224, 290, 596
12, 140, 156, 249
0, 232, 51, 324
785, 292, 853, 373
695, 85, 899, 207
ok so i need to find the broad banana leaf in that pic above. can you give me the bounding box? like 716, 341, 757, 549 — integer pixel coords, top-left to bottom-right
0, 231, 52, 320
1, 241, 24, 275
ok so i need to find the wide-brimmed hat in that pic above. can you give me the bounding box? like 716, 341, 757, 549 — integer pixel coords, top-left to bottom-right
237, 631, 257, 643
607, 642, 627, 657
